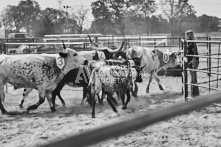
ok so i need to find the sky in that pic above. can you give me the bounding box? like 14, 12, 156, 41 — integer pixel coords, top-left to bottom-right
0, 0, 221, 25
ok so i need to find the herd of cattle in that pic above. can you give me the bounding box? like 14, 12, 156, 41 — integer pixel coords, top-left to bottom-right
0, 38, 181, 118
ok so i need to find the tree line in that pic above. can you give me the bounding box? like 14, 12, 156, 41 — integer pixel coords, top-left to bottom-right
0, 0, 220, 37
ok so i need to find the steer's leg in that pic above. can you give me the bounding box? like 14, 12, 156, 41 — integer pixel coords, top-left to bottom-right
0, 81, 7, 114
98, 89, 104, 105
81, 86, 87, 105
52, 81, 66, 108
146, 72, 153, 93
106, 92, 118, 113
153, 73, 164, 91
91, 88, 96, 118
0, 91, 7, 114
45, 90, 56, 112
122, 90, 131, 110
117, 92, 124, 106
131, 82, 138, 97
51, 91, 56, 108
19, 88, 33, 109
53, 91, 66, 108
27, 90, 45, 111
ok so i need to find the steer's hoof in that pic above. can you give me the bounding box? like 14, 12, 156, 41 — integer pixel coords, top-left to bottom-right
55, 104, 60, 107
159, 85, 164, 90
27, 105, 37, 111
19, 105, 24, 109
92, 114, 95, 118
122, 106, 127, 110
98, 100, 103, 105
131, 92, 138, 98
51, 107, 56, 112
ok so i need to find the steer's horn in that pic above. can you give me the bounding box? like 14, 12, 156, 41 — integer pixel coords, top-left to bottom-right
89, 40, 125, 53
87, 33, 93, 44
106, 40, 125, 53
62, 41, 66, 49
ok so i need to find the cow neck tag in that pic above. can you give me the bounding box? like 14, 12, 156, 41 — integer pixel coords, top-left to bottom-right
97, 52, 105, 60
163, 53, 169, 63
56, 56, 65, 69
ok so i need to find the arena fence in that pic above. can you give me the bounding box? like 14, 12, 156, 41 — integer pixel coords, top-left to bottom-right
181, 39, 221, 101
2, 37, 181, 54
3, 42, 87, 54
42, 34, 183, 49
43, 34, 170, 47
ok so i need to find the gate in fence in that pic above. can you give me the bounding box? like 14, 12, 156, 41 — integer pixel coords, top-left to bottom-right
181, 39, 221, 101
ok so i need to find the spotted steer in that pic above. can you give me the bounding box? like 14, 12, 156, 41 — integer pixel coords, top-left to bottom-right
89, 63, 137, 118
18, 49, 103, 109
0, 44, 87, 114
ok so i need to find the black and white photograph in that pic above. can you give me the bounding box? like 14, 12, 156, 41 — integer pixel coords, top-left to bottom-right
0, 0, 221, 147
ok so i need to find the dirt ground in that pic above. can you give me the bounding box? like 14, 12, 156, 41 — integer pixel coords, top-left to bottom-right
1, 73, 221, 147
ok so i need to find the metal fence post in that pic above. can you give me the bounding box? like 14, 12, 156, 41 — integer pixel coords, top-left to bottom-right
208, 37, 212, 77
183, 40, 188, 101
217, 43, 220, 88
208, 40, 211, 92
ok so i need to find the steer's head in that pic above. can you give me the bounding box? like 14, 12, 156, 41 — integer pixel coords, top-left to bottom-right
161, 49, 181, 67
125, 46, 145, 67
59, 42, 88, 74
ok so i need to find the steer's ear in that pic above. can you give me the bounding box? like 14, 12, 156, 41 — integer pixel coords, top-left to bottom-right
59, 52, 68, 58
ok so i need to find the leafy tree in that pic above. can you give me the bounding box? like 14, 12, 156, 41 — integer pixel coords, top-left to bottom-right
129, 0, 157, 35
159, 0, 195, 35
37, 14, 55, 36
91, 0, 131, 35
178, 13, 197, 34
91, 0, 113, 35
196, 15, 220, 32
150, 15, 170, 34
15, 0, 41, 34
44, 8, 66, 34
36, 7, 79, 36
109, 0, 131, 35
0, 6, 17, 31
70, 5, 90, 34
1, 0, 41, 35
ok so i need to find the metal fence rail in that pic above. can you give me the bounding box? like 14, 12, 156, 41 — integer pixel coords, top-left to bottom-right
39, 92, 221, 147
